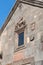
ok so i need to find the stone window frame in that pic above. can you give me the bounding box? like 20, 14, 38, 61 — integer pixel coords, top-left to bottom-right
18, 31, 24, 46
19, 3, 23, 10
14, 17, 27, 52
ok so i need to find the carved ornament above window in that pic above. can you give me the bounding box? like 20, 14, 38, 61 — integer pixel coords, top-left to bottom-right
15, 17, 26, 33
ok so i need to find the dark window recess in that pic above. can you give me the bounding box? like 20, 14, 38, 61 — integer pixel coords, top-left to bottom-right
18, 32, 24, 46
0, 53, 2, 59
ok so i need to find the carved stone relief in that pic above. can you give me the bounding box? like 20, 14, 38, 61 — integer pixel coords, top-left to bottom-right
30, 22, 35, 31
15, 17, 26, 33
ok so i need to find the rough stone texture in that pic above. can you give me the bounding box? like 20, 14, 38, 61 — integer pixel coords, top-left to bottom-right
0, 3, 43, 65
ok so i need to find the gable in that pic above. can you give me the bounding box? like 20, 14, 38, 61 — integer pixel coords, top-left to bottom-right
0, 0, 43, 36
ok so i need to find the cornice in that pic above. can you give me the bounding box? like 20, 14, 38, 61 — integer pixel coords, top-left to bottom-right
20, 0, 43, 8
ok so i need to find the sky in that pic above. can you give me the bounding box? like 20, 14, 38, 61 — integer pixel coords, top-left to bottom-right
0, 0, 16, 29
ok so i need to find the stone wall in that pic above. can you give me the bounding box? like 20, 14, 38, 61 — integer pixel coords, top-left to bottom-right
0, 2, 43, 65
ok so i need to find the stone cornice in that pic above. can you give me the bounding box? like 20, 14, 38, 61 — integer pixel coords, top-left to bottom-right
20, 0, 43, 8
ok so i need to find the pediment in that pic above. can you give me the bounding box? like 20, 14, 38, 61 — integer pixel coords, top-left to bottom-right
15, 17, 26, 33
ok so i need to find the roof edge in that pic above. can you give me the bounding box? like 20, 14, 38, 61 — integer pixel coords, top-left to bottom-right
0, 0, 20, 36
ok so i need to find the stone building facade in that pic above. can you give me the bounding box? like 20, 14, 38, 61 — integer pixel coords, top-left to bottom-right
0, 0, 43, 65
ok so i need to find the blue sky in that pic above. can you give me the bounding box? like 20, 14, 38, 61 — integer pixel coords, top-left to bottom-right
0, 0, 16, 29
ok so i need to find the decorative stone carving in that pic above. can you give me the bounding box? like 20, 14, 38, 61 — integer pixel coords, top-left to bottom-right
19, 3, 22, 9
30, 22, 35, 31
30, 34, 35, 41
15, 17, 26, 33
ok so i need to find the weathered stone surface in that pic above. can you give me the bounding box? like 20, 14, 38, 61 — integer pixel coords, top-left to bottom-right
0, 2, 43, 65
